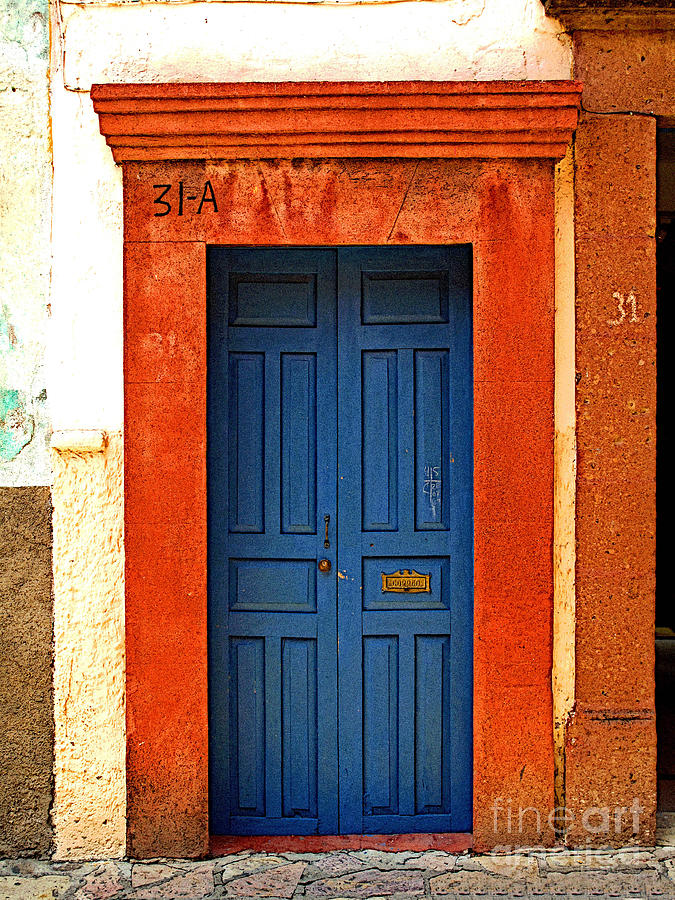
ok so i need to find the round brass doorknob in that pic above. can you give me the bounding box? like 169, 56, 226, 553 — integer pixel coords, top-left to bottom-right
318, 559, 332, 573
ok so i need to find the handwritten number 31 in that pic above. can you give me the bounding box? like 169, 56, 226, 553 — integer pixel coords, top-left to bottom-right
608, 291, 639, 325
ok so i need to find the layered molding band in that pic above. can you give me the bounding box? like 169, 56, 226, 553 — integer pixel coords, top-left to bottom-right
91, 81, 582, 162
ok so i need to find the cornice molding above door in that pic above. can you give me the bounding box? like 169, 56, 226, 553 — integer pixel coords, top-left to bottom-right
540, 0, 675, 27
91, 81, 581, 164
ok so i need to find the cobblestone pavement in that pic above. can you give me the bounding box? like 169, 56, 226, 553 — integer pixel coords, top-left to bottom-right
2, 818, 675, 900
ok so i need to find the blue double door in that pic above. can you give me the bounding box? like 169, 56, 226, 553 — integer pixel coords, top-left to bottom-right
208, 246, 472, 836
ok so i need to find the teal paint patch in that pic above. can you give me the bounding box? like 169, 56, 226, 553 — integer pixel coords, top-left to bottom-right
0, 389, 34, 462
1, 306, 35, 463
0, 0, 49, 60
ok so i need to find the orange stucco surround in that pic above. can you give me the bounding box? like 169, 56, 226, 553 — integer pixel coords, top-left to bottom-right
93, 81, 581, 858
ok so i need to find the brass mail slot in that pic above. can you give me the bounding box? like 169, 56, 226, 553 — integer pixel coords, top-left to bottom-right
381, 569, 431, 593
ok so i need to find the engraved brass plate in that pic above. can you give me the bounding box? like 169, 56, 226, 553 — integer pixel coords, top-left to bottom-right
381, 569, 431, 593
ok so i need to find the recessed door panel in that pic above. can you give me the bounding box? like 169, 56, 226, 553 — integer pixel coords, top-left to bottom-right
229, 559, 317, 613
415, 635, 452, 815
362, 351, 399, 532
361, 270, 449, 324
229, 637, 266, 817
281, 353, 317, 534
228, 353, 265, 534
363, 636, 399, 816
282, 638, 318, 818
415, 349, 450, 530
229, 272, 317, 327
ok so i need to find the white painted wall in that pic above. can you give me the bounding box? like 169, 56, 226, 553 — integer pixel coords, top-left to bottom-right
48, 0, 572, 435
49, 84, 123, 432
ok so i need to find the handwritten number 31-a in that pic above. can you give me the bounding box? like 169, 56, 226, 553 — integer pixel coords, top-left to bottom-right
153, 181, 218, 217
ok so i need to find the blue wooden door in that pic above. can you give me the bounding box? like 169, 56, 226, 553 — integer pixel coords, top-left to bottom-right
208, 246, 472, 836
337, 247, 473, 834
208, 249, 339, 834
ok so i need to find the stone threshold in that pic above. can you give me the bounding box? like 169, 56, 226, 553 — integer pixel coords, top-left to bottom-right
210, 832, 474, 855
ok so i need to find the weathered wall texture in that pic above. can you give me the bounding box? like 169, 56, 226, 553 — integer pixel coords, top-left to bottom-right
59, 0, 571, 89
47, 0, 574, 858
0, 0, 51, 486
0, 487, 53, 856
1, 0, 54, 859
51, 433, 125, 859
564, 24, 671, 846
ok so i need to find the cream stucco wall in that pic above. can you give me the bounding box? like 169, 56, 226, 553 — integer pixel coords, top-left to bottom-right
51, 432, 125, 859
47, 0, 574, 858
553, 147, 576, 819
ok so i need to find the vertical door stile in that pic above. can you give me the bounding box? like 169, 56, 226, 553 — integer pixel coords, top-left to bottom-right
263, 350, 282, 820
397, 631, 416, 818
336, 250, 365, 835
265, 350, 281, 540
398, 350, 415, 549
316, 252, 339, 833
265, 635, 283, 820
396, 350, 416, 819
447, 246, 474, 831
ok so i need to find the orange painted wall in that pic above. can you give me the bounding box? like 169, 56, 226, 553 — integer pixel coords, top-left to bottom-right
563, 27, 665, 847
123, 156, 557, 857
